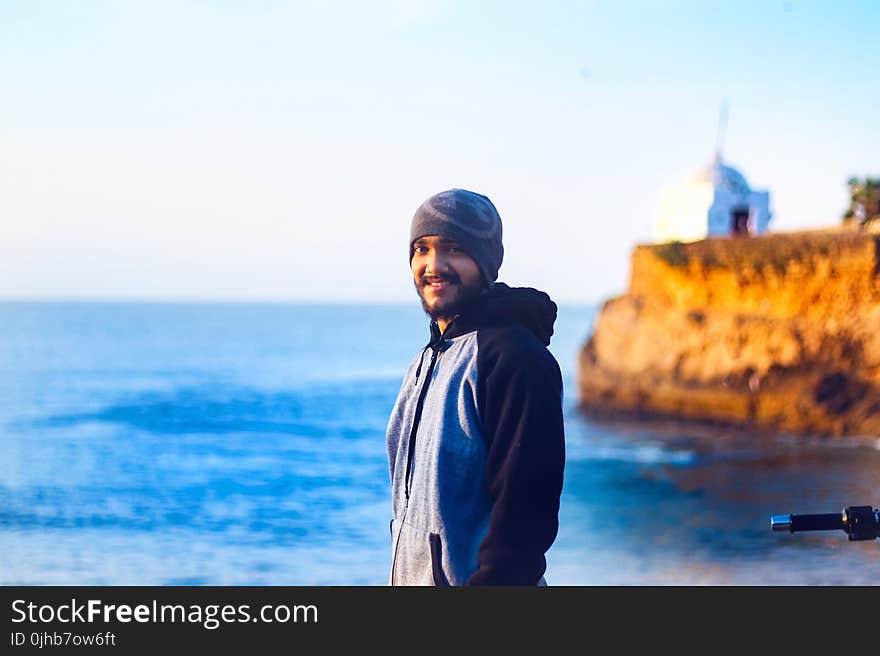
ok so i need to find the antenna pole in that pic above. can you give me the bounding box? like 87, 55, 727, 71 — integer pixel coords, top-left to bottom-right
715, 100, 729, 161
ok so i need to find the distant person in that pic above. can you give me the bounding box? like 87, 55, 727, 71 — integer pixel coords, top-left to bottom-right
386, 188, 565, 585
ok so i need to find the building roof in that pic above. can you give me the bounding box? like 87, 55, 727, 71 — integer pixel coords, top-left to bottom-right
687, 157, 751, 195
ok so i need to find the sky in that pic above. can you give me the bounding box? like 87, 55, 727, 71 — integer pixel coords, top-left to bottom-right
2, 0, 878, 304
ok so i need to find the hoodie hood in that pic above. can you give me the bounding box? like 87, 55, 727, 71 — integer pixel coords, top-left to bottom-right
435, 282, 557, 346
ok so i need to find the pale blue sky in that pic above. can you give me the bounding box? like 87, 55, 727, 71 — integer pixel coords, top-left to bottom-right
2, 1, 877, 303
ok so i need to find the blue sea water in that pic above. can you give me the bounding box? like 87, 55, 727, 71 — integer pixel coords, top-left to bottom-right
1, 301, 878, 585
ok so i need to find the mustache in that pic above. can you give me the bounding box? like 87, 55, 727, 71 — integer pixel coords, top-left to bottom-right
421, 274, 460, 286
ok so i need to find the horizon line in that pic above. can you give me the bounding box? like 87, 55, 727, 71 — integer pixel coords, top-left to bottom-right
0, 295, 602, 307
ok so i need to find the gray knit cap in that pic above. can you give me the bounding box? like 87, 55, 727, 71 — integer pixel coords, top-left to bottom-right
409, 188, 504, 287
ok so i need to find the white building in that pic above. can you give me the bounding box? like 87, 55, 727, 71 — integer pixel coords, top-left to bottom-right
653, 156, 772, 243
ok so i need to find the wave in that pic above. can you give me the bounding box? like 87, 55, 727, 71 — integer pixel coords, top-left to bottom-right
567, 441, 697, 465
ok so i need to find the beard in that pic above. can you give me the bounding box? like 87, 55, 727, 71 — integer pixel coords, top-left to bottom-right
414, 272, 484, 325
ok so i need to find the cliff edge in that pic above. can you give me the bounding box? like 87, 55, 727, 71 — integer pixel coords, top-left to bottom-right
578, 228, 880, 437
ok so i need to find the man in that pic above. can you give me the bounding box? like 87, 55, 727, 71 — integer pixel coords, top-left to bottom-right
386, 188, 565, 586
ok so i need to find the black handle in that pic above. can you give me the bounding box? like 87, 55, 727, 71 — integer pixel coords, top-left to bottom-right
789, 513, 844, 532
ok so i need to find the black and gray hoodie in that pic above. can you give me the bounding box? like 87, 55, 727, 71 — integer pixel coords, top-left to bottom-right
386, 283, 565, 585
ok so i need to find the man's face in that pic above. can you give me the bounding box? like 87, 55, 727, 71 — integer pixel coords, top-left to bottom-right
411, 235, 484, 323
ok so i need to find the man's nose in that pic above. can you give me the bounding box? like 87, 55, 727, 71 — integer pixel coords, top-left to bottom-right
424, 250, 451, 276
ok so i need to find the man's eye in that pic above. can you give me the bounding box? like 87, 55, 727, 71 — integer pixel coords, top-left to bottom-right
447, 247, 459, 253
415, 246, 428, 254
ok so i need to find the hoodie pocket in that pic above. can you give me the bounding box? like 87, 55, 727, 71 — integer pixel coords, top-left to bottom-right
428, 533, 449, 586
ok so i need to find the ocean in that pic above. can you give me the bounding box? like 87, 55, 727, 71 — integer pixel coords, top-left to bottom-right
1, 301, 878, 585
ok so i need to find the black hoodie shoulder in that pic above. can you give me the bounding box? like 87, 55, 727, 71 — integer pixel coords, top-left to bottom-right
468, 283, 563, 430
465, 282, 562, 407
444, 282, 558, 346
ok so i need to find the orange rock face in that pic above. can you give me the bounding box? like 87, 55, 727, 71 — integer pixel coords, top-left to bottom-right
578, 229, 880, 437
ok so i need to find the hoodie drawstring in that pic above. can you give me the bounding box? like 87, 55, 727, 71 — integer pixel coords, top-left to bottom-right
413, 344, 430, 385
414, 321, 445, 385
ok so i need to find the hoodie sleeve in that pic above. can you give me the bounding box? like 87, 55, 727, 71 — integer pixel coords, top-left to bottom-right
467, 325, 565, 585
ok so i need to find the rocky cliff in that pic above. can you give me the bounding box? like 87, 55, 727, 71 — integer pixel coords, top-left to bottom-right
578, 228, 880, 437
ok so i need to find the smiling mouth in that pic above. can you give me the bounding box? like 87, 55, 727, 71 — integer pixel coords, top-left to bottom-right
423, 278, 458, 291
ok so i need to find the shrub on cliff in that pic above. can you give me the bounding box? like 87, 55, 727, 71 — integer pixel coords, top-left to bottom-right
842, 176, 880, 228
